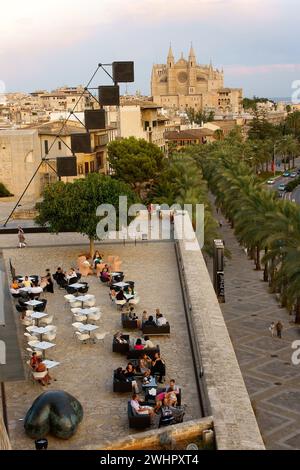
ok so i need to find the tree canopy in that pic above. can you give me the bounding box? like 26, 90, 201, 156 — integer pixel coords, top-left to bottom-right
186, 108, 215, 125
107, 137, 164, 195
35, 173, 137, 254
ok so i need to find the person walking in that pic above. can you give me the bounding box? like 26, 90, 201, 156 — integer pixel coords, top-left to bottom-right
276, 321, 283, 339
269, 322, 276, 337
18, 226, 26, 248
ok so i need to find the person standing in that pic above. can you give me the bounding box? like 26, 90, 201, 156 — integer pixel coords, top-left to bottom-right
45, 269, 54, 294
269, 322, 276, 337
18, 226, 26, 248
276, 321, 283, 339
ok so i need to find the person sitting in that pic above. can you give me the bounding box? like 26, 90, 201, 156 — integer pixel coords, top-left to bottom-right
151, 352, 166, 383
128, 307, 138, 321
156, 313, 167, 327
22, 276, 32, 288
114, 332, 128, 344
29, 282, 43, 298
34, 358, 52, 386
110, 288, 117, 302
30, 352, 39, 370
143, 336, 155, 349
139, 353, 152, 377
93, 251, 103, 269
11, 278, 20, 290
124, 363, 139, 393
144, 315, 157, 327
159, 397, 176, 427
142, 311, 148, 324
66, 268, 78, 284
116, 289, 126, 302
156, 379, 180, 408
54, 267, 67, 287
134, 338, 144, 351
100, 267, 110, 283
45, 269, 54, 293
130, 394, 155, 419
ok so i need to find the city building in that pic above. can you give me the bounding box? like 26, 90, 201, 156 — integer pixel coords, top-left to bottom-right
107, 100, 167, 151
151, 45, 243, 114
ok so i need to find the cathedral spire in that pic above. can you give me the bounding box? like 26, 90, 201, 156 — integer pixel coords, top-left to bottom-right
188, 42, 196, 67
167, 43, 174, 61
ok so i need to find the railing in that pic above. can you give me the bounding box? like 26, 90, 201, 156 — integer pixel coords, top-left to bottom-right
174, 240, 211, 418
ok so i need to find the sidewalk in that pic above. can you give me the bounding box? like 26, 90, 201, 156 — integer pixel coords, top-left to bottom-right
208, 210, 300, 450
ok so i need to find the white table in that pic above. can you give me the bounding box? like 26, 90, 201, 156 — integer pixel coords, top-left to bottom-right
28, 326, 52, 340
30, 311, 48, 326
19, 276, 35, 282
70, 283, 85, 290
42, 360, 60, 370
25, 300, 43, 310
19, 287, 32, 293
78, 324, 99, 336
32, 341, 56, 359
77, 307, 97, 315
113, 282, 130, 288
76, 295, 94, 307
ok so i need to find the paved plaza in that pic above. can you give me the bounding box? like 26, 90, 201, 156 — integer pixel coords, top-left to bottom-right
2, 242, 201, 450
208, 216, 300, 450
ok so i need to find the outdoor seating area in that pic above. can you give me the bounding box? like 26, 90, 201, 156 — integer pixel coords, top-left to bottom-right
4, 243, 200, 449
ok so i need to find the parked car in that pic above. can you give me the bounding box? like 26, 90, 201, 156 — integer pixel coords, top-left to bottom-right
278, 183, 286, 191
267, 178, 275, 185
282, 171, 290, 177
290, 171, 298, 178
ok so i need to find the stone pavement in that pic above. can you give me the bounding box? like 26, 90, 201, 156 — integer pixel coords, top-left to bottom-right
208, 215, 300, 450
2, 242, 201, 450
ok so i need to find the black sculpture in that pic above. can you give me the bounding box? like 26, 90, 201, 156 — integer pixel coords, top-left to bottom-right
24, 390, 83, 440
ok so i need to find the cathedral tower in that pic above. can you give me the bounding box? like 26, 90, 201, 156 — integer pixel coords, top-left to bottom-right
167, 45, 176, 95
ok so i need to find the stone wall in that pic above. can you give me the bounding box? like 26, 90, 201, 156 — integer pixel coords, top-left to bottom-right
174, 215, 265, 450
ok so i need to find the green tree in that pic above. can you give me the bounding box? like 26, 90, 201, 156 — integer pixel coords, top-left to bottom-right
186, 108, 215, 125
107, 137, 164, 197
35, 173, 137, 256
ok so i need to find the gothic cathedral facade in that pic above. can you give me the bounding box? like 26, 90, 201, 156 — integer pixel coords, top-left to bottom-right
151, 45, 243, 114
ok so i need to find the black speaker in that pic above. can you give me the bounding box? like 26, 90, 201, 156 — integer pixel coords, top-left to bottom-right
71, 133, 91, 153
85, 109, 106, 130
57, 156, 77, 177
112, 61, 134, 83
98, 85, 120, 106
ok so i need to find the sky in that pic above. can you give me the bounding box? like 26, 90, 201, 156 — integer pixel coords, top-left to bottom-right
0, 0, 299, 98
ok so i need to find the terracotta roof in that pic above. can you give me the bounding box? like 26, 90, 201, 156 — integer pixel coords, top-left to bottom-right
164, 128, 215, 140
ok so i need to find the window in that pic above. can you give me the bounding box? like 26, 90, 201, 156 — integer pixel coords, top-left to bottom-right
90, 161, 95, 173
84, 162, 89, 174
44, 140, 49, 155
78, 164, 83, 175
58, 141, 62, 150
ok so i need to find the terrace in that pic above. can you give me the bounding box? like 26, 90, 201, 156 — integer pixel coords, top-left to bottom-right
2, 242, 202, 450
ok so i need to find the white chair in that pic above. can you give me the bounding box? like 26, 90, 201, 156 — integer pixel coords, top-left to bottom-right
87, 311, 102, 323
43, 332, 56, 342
32, 370, 48, 384
24, 333, 39, 343
73, 313, 87, 323
83, 298, 96, 308
39, 315, 53, 326
64, 294, 76, 302
115, 300, 126, 310
71, 308, 82, 314
21, 318, 34, 327
129, 295, 140, 306
70, 300, 82, 308
92, 332, 108, 344
75, 331, 90, 344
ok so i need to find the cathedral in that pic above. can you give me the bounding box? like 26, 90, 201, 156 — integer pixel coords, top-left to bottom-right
151, 45, 243, 114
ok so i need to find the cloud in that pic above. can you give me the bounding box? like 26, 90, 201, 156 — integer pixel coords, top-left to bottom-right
225, 64, 300, 76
